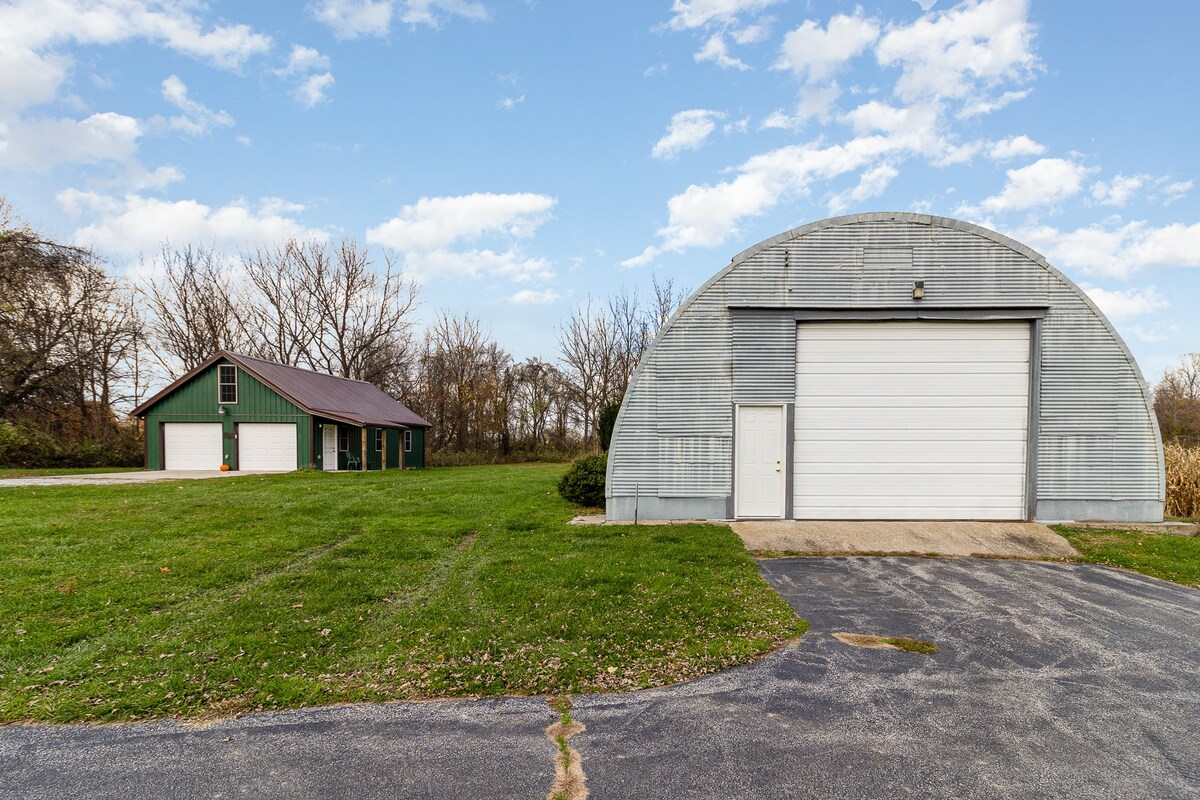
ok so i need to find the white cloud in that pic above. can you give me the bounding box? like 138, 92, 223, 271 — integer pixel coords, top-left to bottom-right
367, 192, 555, 284
0, 45, 70, 113
1162, 180, 1193, 205
0, 0, 271, 78
402, 0, 488, 26
775, 11, 879, 83
913, 0, 938, 10
406, 248, 553, 283
497, 94, 525, 111
695, 34, 749, 70
310, 0, 485, 37
626, 92, 990, 266
761, 84, 843, 130
276, 44, 331, 76
732, 23, 770, 44
293, 73, 336, 108
509, 288, 561, 305
0, 112, 142, 171
1077, 284, 1168, 322
1017, 219, 1200, 279
958, 89, 1028, 118
624, 136, 901, 266
367, 192, 555, 252
988, 134, 1045, 161
643, 63, 669, 77
875, 0, 1038, 109
236, 135, 252, 147
1091, 174, 1145, 207
828, 163, 899, 214
67, 194, 327, 256
309, 0, 394, 38
979, 157, 1091, 213
160, 75, 234, 136
273, 45, 335, 108
665, 0, 781, 31
652, 109, 725, 160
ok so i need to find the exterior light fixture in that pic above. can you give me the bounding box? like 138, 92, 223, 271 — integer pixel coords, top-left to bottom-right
218, 405, 226, 415
912, 280, 925, 300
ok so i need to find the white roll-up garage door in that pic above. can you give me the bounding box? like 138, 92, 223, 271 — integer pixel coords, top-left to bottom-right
163, 423, 224, 470
794, 320, 1031, 520
238, 423, 297, 471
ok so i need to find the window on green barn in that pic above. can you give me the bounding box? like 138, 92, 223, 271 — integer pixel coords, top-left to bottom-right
218, 364, 238, 404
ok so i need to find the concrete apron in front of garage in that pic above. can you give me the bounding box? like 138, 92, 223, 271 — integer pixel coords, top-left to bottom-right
733, 520, 1078, 559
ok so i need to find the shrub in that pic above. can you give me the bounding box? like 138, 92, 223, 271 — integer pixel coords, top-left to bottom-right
1165, 440, 1200, 520
0, 421, 59, 468
557, 453, 607, 507
597, 401, 621, 451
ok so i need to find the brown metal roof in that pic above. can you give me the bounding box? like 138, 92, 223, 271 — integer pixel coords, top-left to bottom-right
133, 351, 431, 429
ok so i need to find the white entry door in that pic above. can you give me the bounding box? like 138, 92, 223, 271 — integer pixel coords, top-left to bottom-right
322, 424, 338, 471
237, 423, 297, 471
735, 405, 786, 518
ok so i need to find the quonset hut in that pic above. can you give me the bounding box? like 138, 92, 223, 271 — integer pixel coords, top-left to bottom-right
605, 213, 1165, 523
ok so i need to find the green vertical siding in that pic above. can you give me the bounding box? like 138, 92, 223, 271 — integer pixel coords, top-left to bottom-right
386, 429, 400, 469
403, 427, 426, 468
336, 425, 362, 470
366, 426, 383, 470
143, 359, 311, 470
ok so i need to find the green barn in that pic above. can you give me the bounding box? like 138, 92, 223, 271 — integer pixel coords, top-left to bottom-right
132, 351, 430, 472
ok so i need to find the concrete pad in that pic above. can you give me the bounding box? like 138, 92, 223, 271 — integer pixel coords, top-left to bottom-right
732, 520, 1077, 558
0, 470, 285, 487
1067, 520, 1199, 537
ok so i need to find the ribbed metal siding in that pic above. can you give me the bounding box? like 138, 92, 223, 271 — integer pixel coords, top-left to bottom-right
607, 213, 1164, 520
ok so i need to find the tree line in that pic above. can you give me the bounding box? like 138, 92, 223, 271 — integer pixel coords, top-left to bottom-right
0, 198, 685, 467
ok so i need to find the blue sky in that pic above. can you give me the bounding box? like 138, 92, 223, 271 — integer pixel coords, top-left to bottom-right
2, 0, 1198, 382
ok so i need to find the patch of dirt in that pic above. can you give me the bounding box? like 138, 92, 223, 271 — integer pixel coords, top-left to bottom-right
832, 632, 938, 655
186, 696, 255, 727
832, 632, 899, 650
545, 696, 588, 800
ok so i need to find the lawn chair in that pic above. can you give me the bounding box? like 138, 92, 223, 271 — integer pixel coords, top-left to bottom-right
343, 451, 361, 470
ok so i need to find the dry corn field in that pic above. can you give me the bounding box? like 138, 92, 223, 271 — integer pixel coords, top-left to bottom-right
1165, 441, 1200, 519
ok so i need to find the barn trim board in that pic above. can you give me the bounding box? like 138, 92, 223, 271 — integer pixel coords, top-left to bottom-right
605, 213, 1165, 524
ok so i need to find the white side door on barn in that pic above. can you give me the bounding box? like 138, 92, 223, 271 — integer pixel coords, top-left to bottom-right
322, 424, 338, 471
794, 320, 1031, 520
237, 423, 297, 471
163, 423, 224, 470
735, 404, 786, 518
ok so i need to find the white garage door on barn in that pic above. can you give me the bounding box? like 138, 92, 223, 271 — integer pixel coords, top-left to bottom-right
163, 423, 224, 470
238, 423, 297, 471
794, 321, 1031, 520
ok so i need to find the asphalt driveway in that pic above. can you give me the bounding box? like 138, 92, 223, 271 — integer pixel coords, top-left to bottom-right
2, 558, 1197, 799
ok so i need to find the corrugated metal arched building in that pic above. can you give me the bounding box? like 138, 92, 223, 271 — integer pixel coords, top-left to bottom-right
606, 213, 1164, 523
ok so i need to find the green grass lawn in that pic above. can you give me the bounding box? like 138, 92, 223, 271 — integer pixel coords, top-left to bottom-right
0, 464, 805, 723
0, 467, 142, 479
1055, 526, 1200, 588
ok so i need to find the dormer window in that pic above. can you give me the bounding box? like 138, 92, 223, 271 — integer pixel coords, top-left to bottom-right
218, 364, 238, 404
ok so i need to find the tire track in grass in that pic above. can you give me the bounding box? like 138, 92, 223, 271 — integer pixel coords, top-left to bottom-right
7, 528, 373, 704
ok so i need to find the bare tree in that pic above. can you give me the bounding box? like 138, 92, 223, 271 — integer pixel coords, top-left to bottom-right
241, 240, 321, 367
1156, 353, 1200, 446
1, 199, 146, 463
301, 239, 420, 385
138, 244, 249, 376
